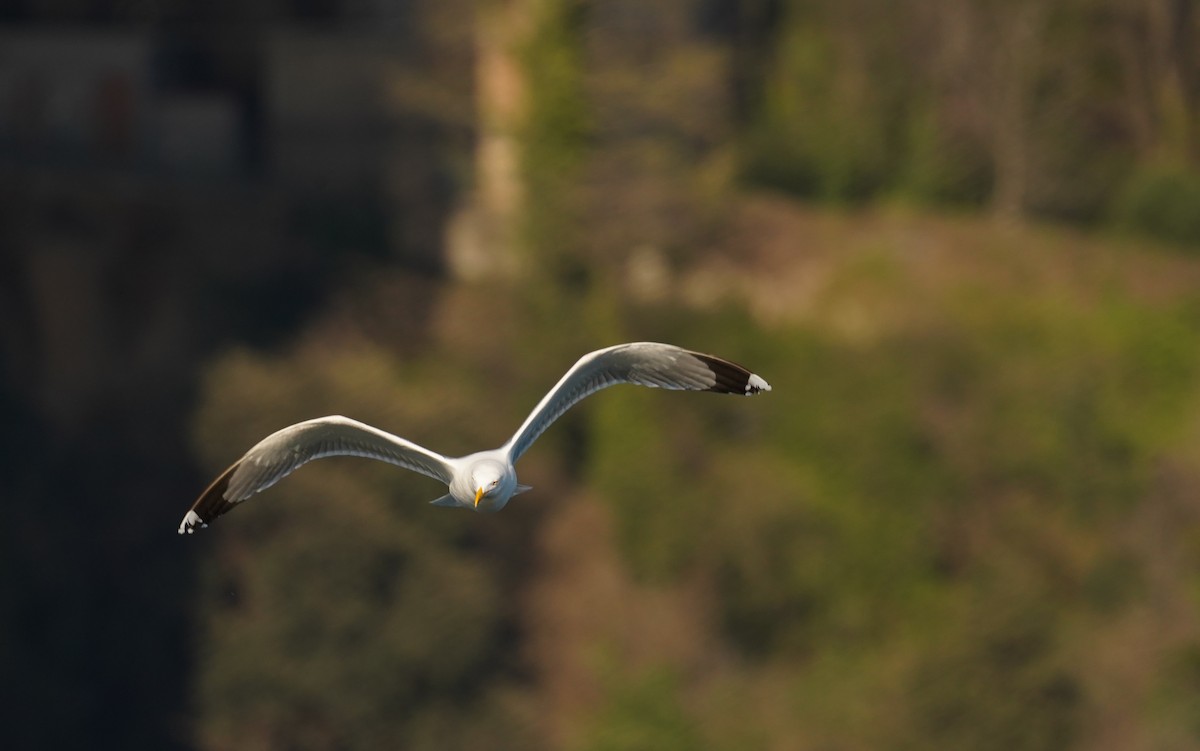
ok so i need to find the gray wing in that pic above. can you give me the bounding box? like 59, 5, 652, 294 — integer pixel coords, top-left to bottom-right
179, 415, 455, 534
503, 342, 771, 463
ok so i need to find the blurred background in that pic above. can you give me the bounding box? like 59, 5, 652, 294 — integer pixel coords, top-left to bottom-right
3, 0, 1200, 749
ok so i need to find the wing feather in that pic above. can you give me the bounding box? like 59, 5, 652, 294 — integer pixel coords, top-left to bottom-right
179, 415, 454, 534
503, 342, 770, 463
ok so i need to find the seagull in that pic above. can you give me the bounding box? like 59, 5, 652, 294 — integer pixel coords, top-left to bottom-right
179, 342, 771, 534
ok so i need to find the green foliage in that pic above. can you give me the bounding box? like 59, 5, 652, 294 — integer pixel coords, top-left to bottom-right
1152, 643, 1200, 746
897, 104, 991, 208
1114, 163, 1200, 249
738, 2, 993, 208
741, 25, 893, 202
186, 199, 1200, 751
520, 0, 590, 283
577, 667, 707, 751
189, 337, 541, 751
521, 0, 589, 174
584, 244, 1200, 748
932, 297, 1199, 517
736, 0, 1198, 234
586, 386, 708, 581
904, 598, 1081, 751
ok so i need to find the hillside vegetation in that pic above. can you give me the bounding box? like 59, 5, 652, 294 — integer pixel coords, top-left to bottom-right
185, 4, 1200, 745
188, 196, 1200, 750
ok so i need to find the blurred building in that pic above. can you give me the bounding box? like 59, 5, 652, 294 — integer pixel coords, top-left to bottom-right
0, 29, 242, 174
0, 18, 464, 274
0, 16, 469, 435
0, 30, 148, 165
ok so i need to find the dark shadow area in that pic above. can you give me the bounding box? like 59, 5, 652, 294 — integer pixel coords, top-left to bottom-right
0, 5, 472, 747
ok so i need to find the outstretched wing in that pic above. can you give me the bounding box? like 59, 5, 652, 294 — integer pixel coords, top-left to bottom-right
503, 342, 771, 463
179, 415, 455, 534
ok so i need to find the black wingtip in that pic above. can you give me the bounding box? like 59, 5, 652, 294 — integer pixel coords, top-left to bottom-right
178, 461, 241, 534
691, 353, 772, 395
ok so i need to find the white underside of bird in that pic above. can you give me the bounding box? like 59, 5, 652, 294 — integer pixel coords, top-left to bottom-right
179, 342, 771, 534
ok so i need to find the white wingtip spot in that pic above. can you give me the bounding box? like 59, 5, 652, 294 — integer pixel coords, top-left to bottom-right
747, 373, 771, 393
178, 510, 206, 535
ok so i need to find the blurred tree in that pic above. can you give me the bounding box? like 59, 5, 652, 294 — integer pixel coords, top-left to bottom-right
187, 328, 545, 750
736, 0, 1200, 234
577, 668, 708, 751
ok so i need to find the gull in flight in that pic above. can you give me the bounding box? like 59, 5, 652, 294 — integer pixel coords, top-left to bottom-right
179, 342, 771, 534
